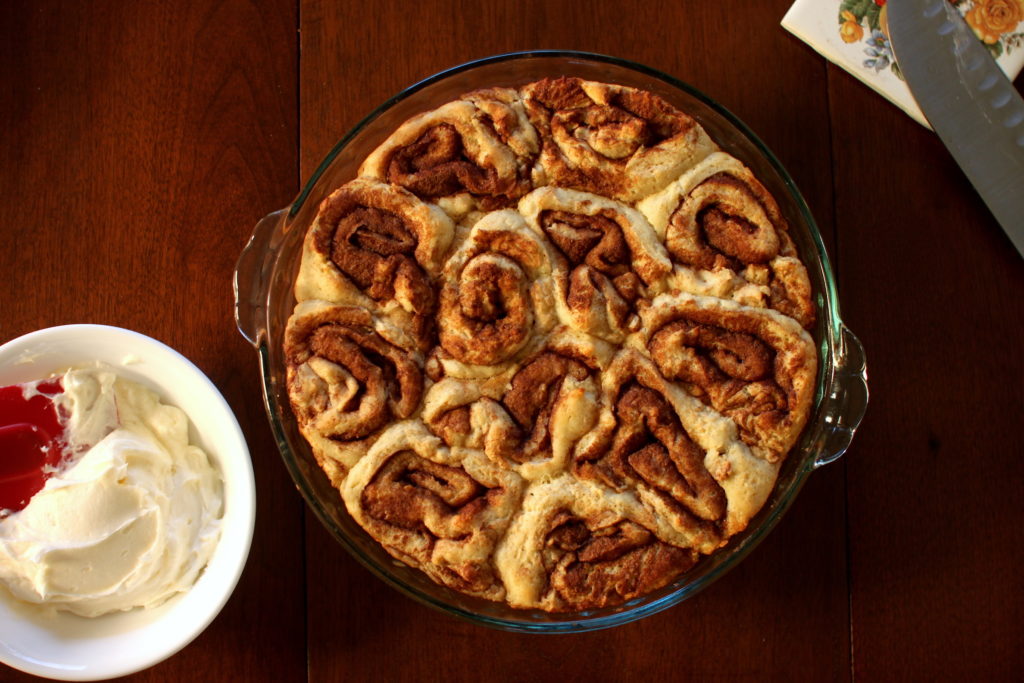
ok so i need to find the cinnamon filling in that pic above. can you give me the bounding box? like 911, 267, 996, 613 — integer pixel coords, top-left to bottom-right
386, 124, 514, 207
561, 106, 652, 160
360, 450, 499, 593
438, 254, 532, 365
362, 451, 485, 532
576, 382, 726, 523
541, 209, 643, 335
431, 405, 473, 447
528, 77, 687, 156
524, 77, 695, 199
494, 352, 591, 463
287, 311, 423, 441
541, 210, 631, 276
543, 512, 696, 610
648, 318, 789, 447
667, 173, 782, 270
315, 197, 437, 347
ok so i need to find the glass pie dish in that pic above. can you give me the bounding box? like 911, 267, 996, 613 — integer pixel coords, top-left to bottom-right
233, 50, 868, 632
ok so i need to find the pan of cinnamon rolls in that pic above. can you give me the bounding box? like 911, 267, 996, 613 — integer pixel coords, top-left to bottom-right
234, 52, 868, 630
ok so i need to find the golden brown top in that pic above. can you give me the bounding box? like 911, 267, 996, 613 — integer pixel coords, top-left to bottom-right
641, 292, 816, 462
360, 89, 538, 213
522, 77, 717, 202
638, 152, 815, 328
286, 77, 818, 612
435, 210, 557, 366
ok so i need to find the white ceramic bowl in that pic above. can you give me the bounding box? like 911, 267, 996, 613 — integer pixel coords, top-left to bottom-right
0, 325, 256, 681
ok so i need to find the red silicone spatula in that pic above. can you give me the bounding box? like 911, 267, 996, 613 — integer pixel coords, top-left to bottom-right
0, 379, 66, 512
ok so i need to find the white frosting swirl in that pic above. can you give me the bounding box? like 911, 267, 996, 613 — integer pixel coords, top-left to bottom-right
0, 367, 223, 617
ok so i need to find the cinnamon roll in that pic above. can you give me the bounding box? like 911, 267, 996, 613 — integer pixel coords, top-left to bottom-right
341, 422, 523, 602
423, 329, 613, 480
359, 87, 539, 219
519, 186, 672, 342
295, 178, 455, 350
521, 77, 718, 203
637, 152, 815, 328
641, 292, 817, 462
284, 301, 424, 484
494, 476, 697, 611
435, 210, 558, 369
576, 349, 758, 548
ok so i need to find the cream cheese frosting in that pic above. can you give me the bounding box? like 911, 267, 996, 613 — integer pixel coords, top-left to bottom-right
0, 366, 223, 617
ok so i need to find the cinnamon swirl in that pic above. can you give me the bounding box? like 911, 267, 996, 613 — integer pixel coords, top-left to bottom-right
341, 422, 523, 602
295, 178, 455, 350
284, 301, 423, 484
422, 329, 612, 480
522, 77, 718, 202
574, 349, 778, 545
435, 210, 558, 369
637, 152, 815, 328
641, 292, 817, 463
519, 186, 671, 342
360, 87, 539, 220
494, 476, 698, 611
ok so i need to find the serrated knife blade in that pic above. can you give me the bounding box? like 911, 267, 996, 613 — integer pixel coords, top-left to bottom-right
888, 0, 1024, 256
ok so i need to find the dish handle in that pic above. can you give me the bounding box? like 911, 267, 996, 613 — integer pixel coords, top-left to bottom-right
233, 209, 288, 347
813, 325, 868, 468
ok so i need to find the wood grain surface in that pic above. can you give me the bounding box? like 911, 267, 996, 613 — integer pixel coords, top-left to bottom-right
1, 0, 1021, 681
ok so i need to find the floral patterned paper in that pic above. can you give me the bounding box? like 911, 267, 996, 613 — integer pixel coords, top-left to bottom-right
782, 0, 1024, 126
838, 0, 1023, 77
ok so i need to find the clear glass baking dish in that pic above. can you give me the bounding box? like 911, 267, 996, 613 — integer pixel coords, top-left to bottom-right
233, 50, 868, 633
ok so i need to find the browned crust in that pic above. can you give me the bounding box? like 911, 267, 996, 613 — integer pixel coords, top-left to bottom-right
643, 294, 817, 461
522, 76, 705, 201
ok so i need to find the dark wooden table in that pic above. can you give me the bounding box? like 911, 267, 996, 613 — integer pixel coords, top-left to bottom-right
2, 1, 1022, 680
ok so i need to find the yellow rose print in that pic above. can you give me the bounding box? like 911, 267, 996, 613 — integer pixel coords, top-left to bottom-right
966, 0, 1024, 45
840, 10, 865, 43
